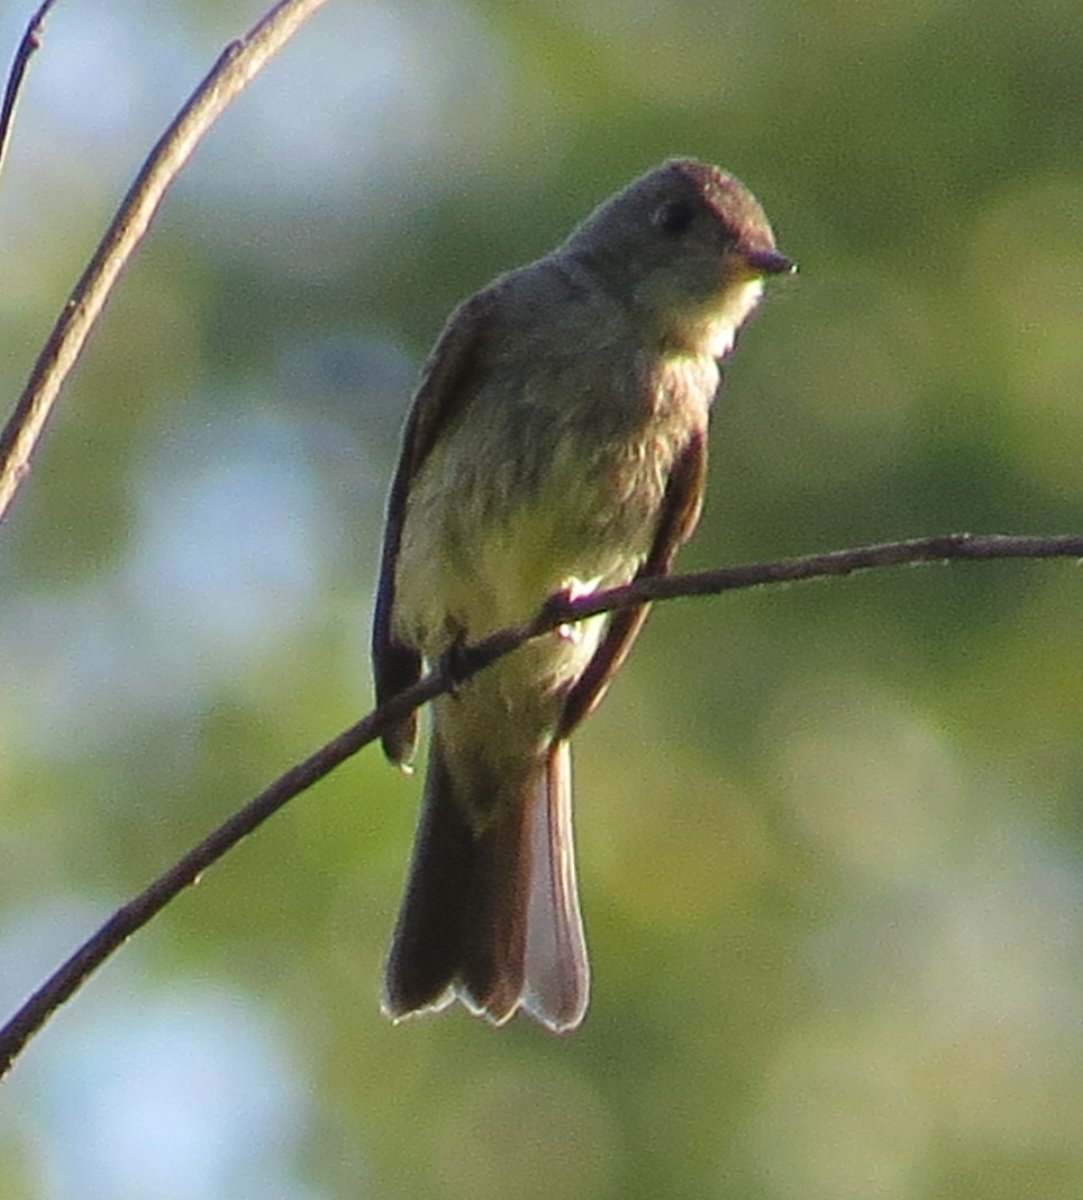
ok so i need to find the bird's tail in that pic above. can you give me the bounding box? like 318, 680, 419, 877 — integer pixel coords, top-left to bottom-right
382, 736, 589, 1032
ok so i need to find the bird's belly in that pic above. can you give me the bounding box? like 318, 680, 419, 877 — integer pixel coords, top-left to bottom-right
394, 425, 668, 660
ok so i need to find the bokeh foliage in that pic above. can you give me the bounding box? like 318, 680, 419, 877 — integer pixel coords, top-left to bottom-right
2, 1, 1083, 1197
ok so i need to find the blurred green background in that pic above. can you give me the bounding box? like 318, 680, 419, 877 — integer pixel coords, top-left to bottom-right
2, 0, 1083, 1197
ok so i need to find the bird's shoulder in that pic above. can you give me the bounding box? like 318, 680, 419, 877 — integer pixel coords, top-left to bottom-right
480, 253, 631, 346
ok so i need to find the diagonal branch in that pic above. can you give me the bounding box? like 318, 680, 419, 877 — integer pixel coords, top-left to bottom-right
0, 0, 57, 186
0, 0, 332, 525
1, 529, 1081, 1080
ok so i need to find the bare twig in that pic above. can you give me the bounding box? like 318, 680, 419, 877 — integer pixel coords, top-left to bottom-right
0, 529, 1080, 1079
0, 0, 57, 185
0, 0, 332, 525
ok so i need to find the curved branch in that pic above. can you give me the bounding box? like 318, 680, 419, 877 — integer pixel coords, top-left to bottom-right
1, 529, 1080, 1079
0, 0, 57, 186
0, 0, 331, 525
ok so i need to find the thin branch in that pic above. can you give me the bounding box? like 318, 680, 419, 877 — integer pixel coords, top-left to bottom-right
0, 0, 57, 185
563, 531, 1083, 613
0, 0, 332, 525
0, 529, 1080, 1079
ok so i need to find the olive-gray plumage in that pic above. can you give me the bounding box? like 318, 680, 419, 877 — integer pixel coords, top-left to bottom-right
373, 158, 791, 1031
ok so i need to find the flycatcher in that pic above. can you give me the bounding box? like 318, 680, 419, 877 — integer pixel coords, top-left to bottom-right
373, 158, 792, 1031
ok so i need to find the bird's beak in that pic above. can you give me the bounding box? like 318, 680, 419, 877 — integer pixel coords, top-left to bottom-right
739, 247, 797, 277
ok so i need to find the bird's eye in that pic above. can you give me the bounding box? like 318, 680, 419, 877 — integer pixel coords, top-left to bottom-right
652, 200, 694, 235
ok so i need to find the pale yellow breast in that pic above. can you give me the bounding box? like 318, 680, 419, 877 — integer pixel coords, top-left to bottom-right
393, 345, 715, 656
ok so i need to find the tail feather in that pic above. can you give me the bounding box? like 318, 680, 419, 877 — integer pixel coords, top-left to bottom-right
456, 787, 532, 1024
381, 743, 472, 1018
382, 736, 589, 1031
523, 742, 589, 1030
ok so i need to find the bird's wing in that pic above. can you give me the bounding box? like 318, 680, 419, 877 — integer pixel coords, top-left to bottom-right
557, 427, 707, 739
373, 290, 494, 767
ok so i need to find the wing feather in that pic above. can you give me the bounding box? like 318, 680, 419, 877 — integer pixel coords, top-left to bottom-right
372, 291, 495, 765
557, 428, 707, 739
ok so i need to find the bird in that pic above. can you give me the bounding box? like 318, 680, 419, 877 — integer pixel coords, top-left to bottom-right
372, 157, 792, 1031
